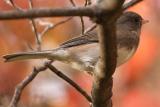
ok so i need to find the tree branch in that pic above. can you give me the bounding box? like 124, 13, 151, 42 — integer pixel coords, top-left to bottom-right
0, 7, 99, 20
28, 0, 42, 51
84, 24, 97, 34
40, 17, 73, 36
0, 0, 142, 20
46, 63, 92, 102
91, 0, 125, 107
8, 61, 53, 107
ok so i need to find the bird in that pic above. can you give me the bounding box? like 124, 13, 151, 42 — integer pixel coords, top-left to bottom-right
3, 11, 148, 74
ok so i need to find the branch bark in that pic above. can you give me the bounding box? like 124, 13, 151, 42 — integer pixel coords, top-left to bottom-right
0, 0, 142, 20
0, 7, 101, 20
91, 0, 125, 107
46, 63, 92, 102
8, 61, 52, 107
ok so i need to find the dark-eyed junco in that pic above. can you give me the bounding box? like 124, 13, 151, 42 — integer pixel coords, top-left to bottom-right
3, 11, 148, 74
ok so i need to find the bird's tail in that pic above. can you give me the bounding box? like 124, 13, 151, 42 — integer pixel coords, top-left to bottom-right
3, 49, 68, 62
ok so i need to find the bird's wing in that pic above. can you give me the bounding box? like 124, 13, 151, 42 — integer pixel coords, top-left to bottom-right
60, 32, 98, 48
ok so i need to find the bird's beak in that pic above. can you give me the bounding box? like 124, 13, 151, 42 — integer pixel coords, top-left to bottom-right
142, 19, 149, 24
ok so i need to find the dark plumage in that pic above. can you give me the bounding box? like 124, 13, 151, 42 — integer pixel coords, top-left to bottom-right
60, 11, 143, 50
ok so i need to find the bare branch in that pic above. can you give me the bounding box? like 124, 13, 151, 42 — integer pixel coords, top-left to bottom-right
29, 19, 41, 50
9, 64, 47, 107
4, 0, 22, 10
46, 63, 92, 102
0, 0, 143, 20
80, 17, 85, 34
84, 0, 90, 6
68, 0, 85, 36
9, 69, 39, 107
91, 0, 125, 107
123, 0, 143, 10
84, 24, 97, 34
80, 0, 92, 35
69, 0, 76, 7
8, 61, 53, 107
25, 42, 34, 50
28, 0, 42, 50
0, 7, 109, 20
40, 17, 73, 36
4, 0, 14, 7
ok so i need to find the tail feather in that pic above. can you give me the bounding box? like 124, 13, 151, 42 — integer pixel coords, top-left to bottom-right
3, 51, 52, 62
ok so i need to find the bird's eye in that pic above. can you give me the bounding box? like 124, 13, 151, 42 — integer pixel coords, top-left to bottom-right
134, 18, 140, 23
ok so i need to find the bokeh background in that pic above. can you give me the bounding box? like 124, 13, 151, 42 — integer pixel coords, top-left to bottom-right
0, 0, 160, 107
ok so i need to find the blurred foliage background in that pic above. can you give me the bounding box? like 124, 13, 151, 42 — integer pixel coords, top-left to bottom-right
0, 0, 160, 107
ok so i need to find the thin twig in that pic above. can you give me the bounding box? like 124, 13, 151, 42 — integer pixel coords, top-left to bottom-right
85, 0, 92, 6
4, 0, 22, 10
123, 0, 143, 10
8, 60, 53, 107
6, 0, 37, 50
30, 19, 41, 50
52, 17, 73, 28
69, 0, 86, 34
9, 69, 39, 107
84, 24, 97, 34
84, 0, 88, 6
40, 17, 73, 36
80, 0, 93, 34
80, 0, 91, 35
80, 17, 85, 34
28, 0, 41, 50
8, 63, 47, 107
25, 42, 34, 50
80, 0, 93, 35
69, 0, 76, 7
46, 63, 92, 102
4, 0, 14, 6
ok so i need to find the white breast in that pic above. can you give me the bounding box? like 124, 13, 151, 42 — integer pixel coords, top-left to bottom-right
67, 43, 99, 72
57, 43, 136, 72
117, 47, 136, 66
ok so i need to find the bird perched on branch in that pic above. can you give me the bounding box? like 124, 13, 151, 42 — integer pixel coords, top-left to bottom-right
3, 11, 148, 74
